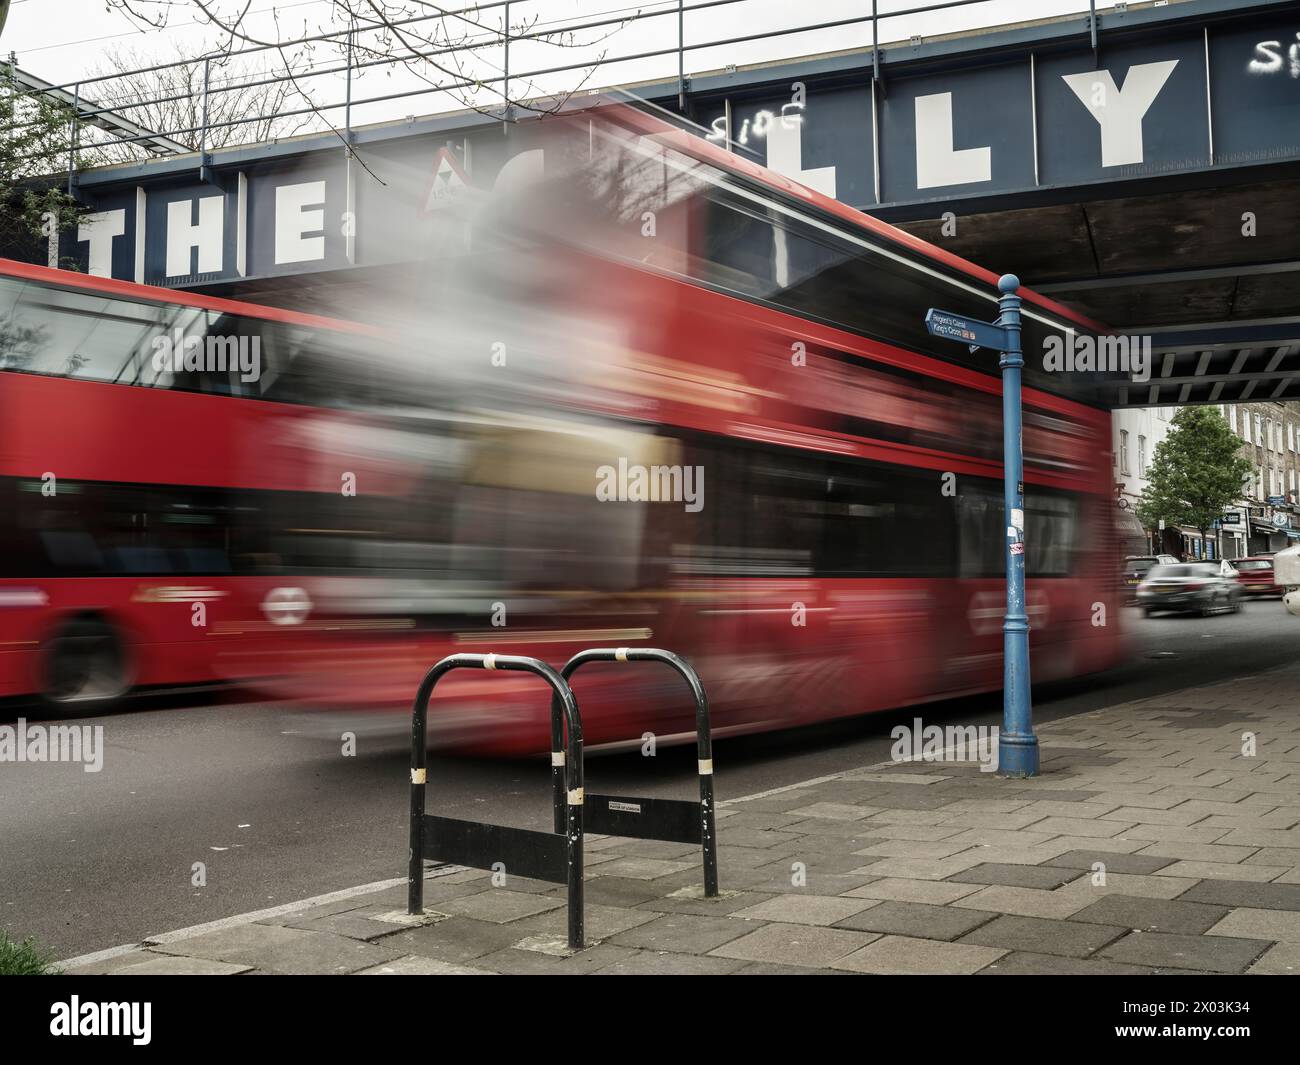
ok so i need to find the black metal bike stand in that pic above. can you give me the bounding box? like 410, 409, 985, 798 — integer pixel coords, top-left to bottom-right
408, 653, 586, 950
552, 647, 719, 898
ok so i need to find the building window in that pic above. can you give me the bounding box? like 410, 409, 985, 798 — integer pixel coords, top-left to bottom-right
1119, 430, 1130, 475
1255, 414, 1263, 444
1137, 435, 1147, 475
1257, 468, 1265, 498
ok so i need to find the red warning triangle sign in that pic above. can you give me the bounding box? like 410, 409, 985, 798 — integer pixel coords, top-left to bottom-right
420, 146, 472, 215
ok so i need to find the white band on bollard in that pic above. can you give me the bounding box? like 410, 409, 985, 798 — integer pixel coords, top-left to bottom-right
615, 647, 629, 662
483, 654, 497, 670
411, 768, 427, 784
567, 788, 584, 805
698, 759, 713, 775
551, 751, 565, 767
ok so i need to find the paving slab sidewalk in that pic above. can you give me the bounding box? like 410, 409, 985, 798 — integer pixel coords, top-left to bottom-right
63, 663, 1300, 975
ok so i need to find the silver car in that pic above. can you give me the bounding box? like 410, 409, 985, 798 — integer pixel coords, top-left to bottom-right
1137, 561, 1242, 617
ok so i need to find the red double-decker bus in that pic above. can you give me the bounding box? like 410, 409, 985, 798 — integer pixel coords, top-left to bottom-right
261, 104, 1126, 754
0, 259, 403, 707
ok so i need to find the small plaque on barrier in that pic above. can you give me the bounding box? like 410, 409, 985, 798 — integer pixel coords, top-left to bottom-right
585, 793, 703, 844
557, 648, 719, 898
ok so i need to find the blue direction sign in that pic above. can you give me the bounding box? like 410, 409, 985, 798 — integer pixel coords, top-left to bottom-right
1267, 496, 1287, 506
924, 309, 1009, 353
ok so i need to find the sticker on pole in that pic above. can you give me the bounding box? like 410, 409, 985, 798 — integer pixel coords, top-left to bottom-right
1010, 542, 1025, 555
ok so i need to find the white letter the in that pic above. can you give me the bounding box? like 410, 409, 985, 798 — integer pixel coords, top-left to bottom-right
765, 118, 836, 197
914, 93, 991, 189
165, 196, 224, 277
275, 181, 327, 265
1061, 61, 1178, 168
78, 209, 126, 277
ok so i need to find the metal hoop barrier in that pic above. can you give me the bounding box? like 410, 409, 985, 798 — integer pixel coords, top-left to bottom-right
408, 653, 586, 950
552, 647, 718, 898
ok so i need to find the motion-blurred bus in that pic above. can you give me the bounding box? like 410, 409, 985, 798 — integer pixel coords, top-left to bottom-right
0, 259, 400, 706
255, 103, 1125, 753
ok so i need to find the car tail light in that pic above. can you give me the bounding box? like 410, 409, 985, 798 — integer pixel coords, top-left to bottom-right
1185, 582, 1205, 591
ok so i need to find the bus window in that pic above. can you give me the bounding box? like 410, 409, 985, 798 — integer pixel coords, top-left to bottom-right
0, 275, 167, 383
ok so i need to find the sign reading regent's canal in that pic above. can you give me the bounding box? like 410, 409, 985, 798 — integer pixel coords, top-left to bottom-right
923, 309, 1008, 353
62, 13, 1300, 285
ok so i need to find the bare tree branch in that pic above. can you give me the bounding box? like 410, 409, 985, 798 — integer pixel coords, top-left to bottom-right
102, 0, 634, 143
82, 44, 315, 164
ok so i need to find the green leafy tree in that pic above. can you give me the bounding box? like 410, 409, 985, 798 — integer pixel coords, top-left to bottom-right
1136, 407, 1252, 552
0, 57, 84, 266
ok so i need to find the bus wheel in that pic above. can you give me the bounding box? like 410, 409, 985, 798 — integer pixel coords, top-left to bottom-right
42, 618, 130, 711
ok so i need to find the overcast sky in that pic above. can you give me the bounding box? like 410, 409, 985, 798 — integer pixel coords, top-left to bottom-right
4, 0, 1110, 134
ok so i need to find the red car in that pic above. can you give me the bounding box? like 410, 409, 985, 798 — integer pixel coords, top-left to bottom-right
1234, 556, 1281, 597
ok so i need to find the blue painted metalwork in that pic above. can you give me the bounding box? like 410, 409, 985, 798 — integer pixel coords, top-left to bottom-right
925, 274, 1040, 778
44, 0, 1300, 293
994, 274, 1038, 779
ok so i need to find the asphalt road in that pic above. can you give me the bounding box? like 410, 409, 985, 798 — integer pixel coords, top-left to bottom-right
2, 600, 1296, 959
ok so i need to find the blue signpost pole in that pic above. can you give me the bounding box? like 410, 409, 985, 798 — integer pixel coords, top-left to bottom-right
924, 275, 1039, 777
995, 274, 1038, 777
